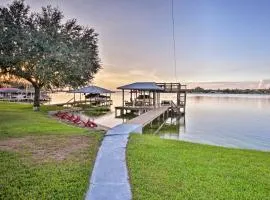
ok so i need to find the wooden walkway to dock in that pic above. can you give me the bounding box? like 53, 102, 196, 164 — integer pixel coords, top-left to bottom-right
127, 106, 170, 126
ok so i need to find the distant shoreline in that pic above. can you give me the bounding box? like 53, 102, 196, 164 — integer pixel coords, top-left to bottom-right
189, 87, 270, 95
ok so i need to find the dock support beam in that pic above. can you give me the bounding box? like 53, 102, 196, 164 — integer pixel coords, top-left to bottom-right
122, 89, 125, 108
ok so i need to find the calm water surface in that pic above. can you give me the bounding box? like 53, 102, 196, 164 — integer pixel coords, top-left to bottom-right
50, 92, 270, 151
165, 94, 270, 151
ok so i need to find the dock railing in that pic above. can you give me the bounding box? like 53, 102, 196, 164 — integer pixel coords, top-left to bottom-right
156, 83, 187, 93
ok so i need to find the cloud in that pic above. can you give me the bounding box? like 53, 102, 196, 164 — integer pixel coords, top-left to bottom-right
93, 65, 160, 90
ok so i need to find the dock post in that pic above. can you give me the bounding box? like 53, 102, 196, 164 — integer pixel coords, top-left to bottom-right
120, 108, 123, 116
177, 92, 180, 107
122, 89, 125, 108
184, 91, 187, 115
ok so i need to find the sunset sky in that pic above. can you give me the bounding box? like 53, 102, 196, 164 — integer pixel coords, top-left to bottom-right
1, 0, 270, 89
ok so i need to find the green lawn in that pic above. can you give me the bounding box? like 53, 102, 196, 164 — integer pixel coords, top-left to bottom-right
0, 102, 103, 199
127, 134, 270, 200
0, 102, 89, 138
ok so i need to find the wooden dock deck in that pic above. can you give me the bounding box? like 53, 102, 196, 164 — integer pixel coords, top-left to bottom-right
126, 106, 170, 126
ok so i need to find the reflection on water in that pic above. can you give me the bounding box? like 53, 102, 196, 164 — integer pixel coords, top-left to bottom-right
49, 92, 270, 151
159, 117, 186, 140
143, 115, 186, 140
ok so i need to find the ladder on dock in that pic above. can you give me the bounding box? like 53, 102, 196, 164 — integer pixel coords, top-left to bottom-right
170, 101, 180, 114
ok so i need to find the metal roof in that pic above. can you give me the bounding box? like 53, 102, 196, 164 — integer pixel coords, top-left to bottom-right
71, 86, 114, 94
117, 82, 164, 91
0, 88, 23, 93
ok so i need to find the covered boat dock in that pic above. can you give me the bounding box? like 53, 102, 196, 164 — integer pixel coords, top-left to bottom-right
55, 85, 114, 107
115, 82, 187, 117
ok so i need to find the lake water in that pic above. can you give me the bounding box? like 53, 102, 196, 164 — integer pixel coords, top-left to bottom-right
49, 92, 270, 151
163, 94, 270, 151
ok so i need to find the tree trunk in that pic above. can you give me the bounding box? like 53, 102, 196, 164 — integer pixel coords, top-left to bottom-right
33, 85, 40, 111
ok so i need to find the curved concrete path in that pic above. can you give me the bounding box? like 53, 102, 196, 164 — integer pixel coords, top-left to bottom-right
85, 123, 142, 200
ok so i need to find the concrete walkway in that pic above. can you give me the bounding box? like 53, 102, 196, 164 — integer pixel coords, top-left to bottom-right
85, 123, 142, 200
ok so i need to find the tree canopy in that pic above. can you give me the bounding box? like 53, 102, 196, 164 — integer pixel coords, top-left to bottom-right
0, 0, 101, 109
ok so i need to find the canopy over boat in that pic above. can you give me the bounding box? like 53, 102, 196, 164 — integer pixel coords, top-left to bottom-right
117, 82, 164, 91
71, 85, 114, 94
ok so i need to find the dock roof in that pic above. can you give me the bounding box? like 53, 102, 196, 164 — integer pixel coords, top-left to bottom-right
117, 82, 164, 91
71, 86, 114, 94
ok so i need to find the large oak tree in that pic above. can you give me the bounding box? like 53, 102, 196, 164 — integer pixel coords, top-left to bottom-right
0, 0, 101, 110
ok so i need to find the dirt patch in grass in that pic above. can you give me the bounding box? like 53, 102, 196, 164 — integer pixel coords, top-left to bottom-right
0, 135, 92, 162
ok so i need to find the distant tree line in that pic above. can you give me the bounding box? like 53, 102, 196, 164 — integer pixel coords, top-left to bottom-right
189, 87, 270, 94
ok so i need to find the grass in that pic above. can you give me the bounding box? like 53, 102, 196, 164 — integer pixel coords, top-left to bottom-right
0, 102, 104, 199
0, 134, 102, 199
0, 102, 89, 138
127, 134, 270, 200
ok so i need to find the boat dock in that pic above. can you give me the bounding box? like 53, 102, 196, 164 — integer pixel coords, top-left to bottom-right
115, 82, 187, 118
